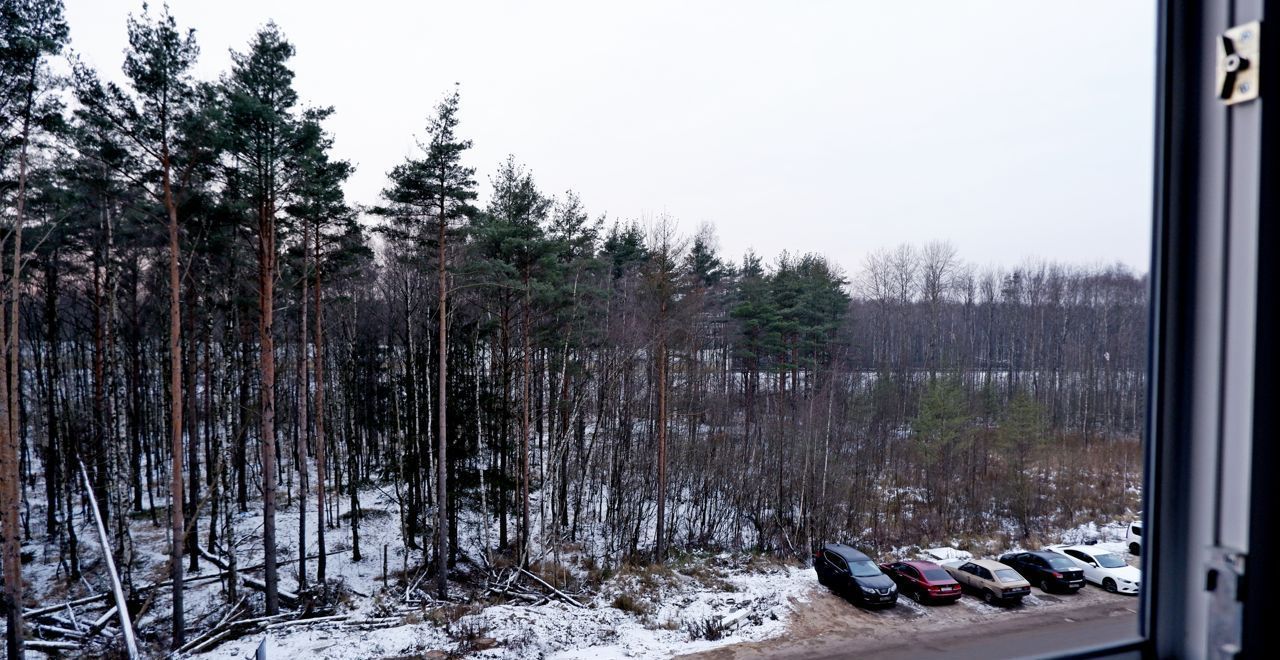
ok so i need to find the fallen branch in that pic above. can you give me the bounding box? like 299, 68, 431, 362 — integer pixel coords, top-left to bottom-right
24, 593, 108, 619
516, 567, 587, 608
81, 461, 141, 659
265, 614, 350, 629
25, 640, 80, 651
173, 599, 247, 656
197, 546, 300, 608
89, 606, 117, 635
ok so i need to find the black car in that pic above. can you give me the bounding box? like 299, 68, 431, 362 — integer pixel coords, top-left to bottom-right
999, 551, 1086, 593
813, 543, 897, 606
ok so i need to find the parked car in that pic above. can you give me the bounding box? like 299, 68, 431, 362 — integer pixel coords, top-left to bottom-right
1044, 544, 1141, 594
813, 543, 898, 606
998, 551, 1086, 593
879, 560, 963, 604
1126, 522, 1144, 556
941, 559, 1032, 604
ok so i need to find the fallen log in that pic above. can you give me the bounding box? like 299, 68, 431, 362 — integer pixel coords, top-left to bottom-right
89, 606, 117, 635
145, 549, 346, 593
34, 623, 87, 639
80, 461, 140, 659
25, 639, 80, 651
174, 600, 246, 656
265, 614, 350, 630
515, 567, 587, 608
718, 608, 751, 631
197, 546, 300, 608
185, 626, 241, 655
24, 593, 109, 619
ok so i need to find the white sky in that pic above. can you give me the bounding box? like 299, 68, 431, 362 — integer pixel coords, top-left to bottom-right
62, 0, 1156, 273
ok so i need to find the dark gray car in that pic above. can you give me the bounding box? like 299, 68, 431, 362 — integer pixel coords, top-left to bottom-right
813, 543, 898, 607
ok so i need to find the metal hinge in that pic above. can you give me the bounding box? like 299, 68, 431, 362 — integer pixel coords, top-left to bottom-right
1217, 21, 1260, 105
1205, 547, 1246, 659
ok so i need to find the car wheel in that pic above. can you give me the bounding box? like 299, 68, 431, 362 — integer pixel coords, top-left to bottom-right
1129, 543, 1141, 556
1103, 578, 1117, 593
1040, 578, 1051, 592
982, 589, 995, 604
911, 590, 922, 603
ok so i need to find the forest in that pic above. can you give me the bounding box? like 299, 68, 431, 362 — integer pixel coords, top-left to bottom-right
1, 1, 1148, 657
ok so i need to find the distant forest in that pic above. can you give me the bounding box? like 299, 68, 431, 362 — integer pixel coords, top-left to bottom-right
0, 1, 1147, 652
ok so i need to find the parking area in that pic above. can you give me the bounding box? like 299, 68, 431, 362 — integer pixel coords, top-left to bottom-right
685, 567, 1140, 660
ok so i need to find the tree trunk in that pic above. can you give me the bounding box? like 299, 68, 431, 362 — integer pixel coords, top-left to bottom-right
655, 302, 668, 565
260, 198, 280, 615
313, 222, 328, 584
162, 146, 187, 648
0, 103, 33, 660
520, 275, 532, 567
297, 229, 310, 591
435, 209, 449, 599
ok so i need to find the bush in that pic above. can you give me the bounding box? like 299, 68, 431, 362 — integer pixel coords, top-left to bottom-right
685, 617, 724, 641
610, 592, 652, 615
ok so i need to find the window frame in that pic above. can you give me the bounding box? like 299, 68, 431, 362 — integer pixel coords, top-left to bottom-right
1064, 0, 1275, 656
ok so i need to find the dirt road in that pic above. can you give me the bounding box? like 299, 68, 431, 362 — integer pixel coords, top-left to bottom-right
683, 581, 1139, 659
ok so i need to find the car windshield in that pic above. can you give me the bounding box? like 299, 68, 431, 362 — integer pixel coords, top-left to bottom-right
922, 569, 951, 581
995, 569, 1022, 582
1047, 557, 1077, 570
849, 560, 881, 577
1095, 553, 1127, 568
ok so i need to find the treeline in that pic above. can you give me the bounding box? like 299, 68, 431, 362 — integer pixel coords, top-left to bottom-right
0, 1, 1147, 654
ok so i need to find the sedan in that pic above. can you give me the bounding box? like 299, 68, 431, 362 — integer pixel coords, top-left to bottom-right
880, 560, 963, 604
942, 559, 1032, 604
999, 551, 1086, 593
1043, 544, 1141, 594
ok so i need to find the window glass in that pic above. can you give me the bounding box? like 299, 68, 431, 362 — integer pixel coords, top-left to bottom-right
1095, 553, 1127, 569
849, 560, 882, 578
1048, 556, 1078, 571
995, 569, 1022, 582
5, 2, 1155, 659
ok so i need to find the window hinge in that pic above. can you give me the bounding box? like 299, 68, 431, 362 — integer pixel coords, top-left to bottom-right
1217, 21, 1261, 105
1205, 547, 1246, 659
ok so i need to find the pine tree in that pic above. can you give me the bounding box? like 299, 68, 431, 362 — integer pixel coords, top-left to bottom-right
374, 87, 476, 598
76, 0, 208, 646
0, 3, 66, 654
286, 111, 366, 582
472, 156, 551, 565
222, 22, 301, 615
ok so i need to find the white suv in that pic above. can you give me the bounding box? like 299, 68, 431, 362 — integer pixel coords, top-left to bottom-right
1126, 522, 1143, 556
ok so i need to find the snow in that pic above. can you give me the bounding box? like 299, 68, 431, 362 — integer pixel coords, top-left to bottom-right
921, 547, 972, 562
206, 619, 449, 659
1059, 521, 1131, 546
459, 561, 813, 659
10, 454, 1144, 660
175, 558, 812, 659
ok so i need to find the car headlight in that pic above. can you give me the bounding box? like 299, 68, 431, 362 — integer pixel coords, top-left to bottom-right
861, 586, 875, 593
888, 584, 897, 592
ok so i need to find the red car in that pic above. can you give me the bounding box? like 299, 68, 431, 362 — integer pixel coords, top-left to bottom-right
879, 560, 964, 604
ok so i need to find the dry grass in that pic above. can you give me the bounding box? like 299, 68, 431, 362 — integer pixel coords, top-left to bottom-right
610, 591, 652, 615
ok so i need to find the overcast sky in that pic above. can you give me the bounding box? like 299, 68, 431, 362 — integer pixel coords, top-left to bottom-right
62, 0, 1156, 273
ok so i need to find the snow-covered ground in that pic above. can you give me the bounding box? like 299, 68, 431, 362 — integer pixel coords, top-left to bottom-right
195, 555, 813, 660
9, 466, 1140, 660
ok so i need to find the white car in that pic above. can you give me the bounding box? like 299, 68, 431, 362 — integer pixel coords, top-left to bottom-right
1126, 522, 1144, 556
1043, 545, 1141, 594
